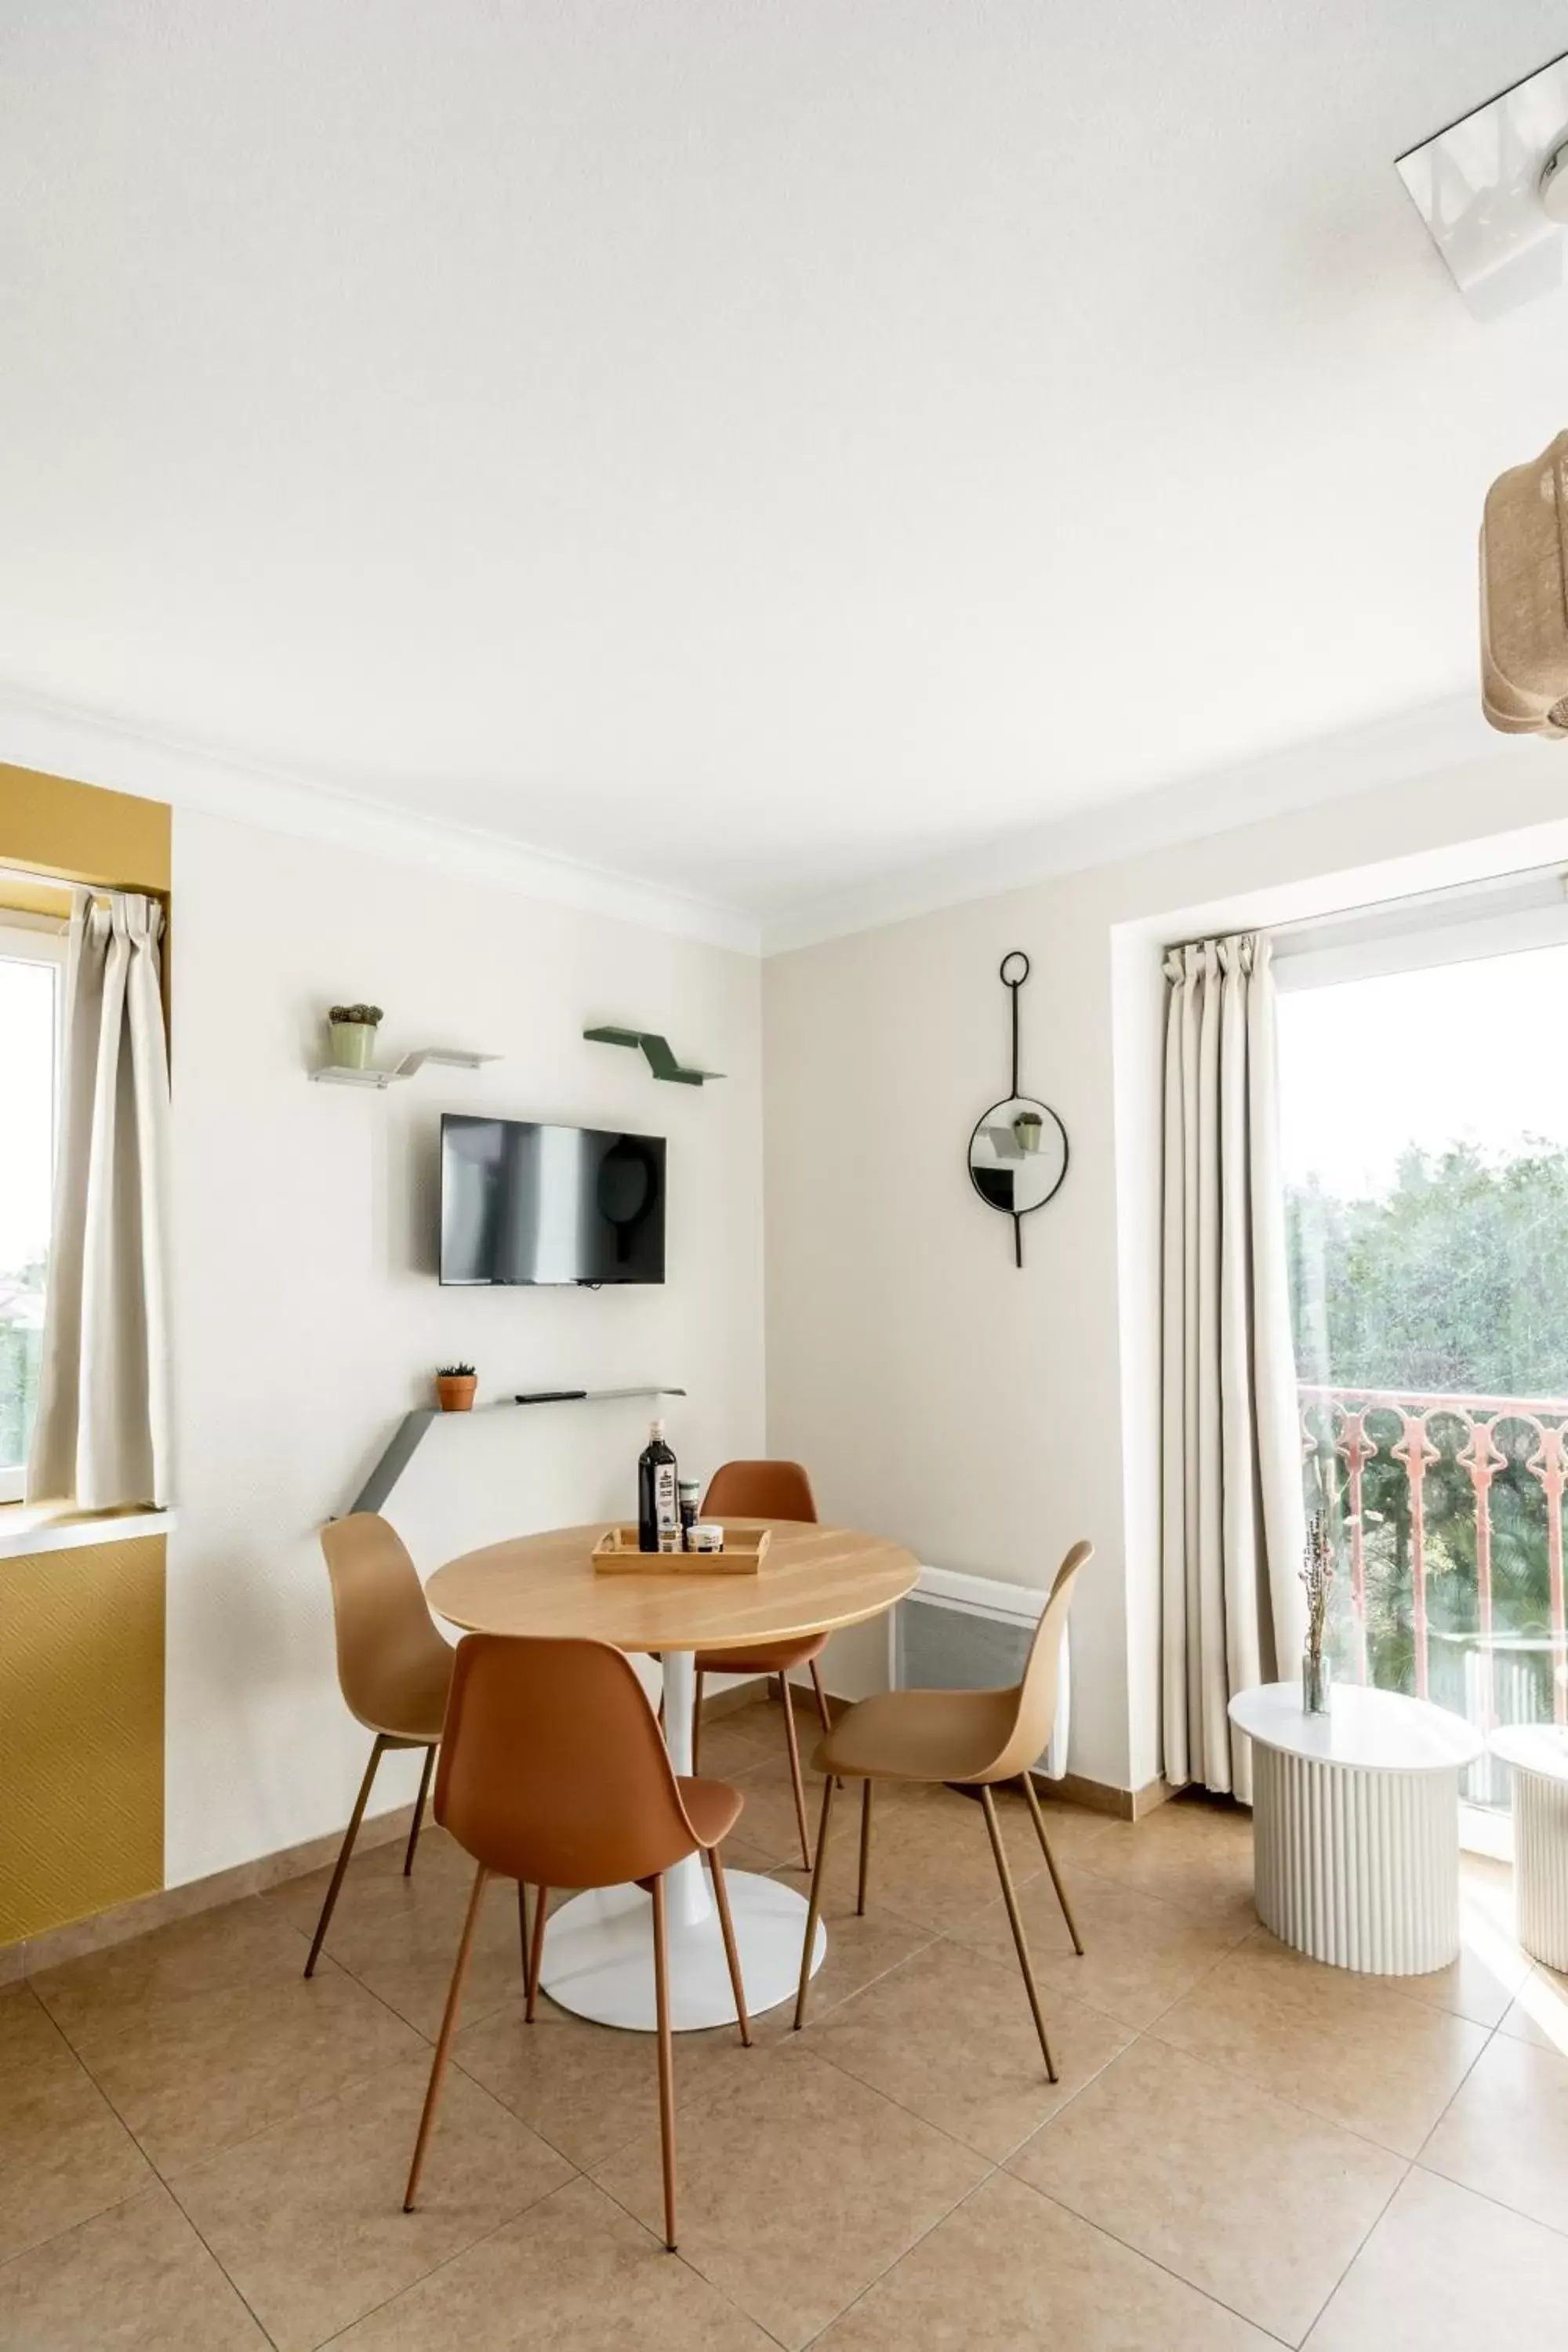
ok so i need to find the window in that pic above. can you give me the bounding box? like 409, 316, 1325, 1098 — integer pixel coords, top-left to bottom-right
1274, 869, 1568, 1819
0, 921, 64, 1501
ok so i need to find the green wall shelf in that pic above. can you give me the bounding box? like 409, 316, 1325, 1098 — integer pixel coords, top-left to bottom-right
583, 1025, 724, 1085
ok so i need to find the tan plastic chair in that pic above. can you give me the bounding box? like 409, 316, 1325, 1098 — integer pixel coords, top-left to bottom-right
793, 1541, 1092, 2078
306, 1513, 456, 1977
404, 1634, 751, 2251
688, 1461, 833, 1867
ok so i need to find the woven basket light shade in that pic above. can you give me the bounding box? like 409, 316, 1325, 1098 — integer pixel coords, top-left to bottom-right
1481, 430, 1568, 737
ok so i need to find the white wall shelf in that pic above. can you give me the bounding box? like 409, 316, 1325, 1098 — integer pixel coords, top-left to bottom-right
310, 1047, 500, 1090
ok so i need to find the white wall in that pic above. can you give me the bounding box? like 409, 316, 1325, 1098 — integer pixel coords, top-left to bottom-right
764, 745, 1568, 1794
158, 735, 1568, 1871
165, 809, 763, 1886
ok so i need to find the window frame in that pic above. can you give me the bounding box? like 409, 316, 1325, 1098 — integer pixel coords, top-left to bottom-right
0, 918, 66, 1503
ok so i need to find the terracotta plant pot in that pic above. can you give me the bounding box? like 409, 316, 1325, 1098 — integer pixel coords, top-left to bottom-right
436, 1375, 477, 1413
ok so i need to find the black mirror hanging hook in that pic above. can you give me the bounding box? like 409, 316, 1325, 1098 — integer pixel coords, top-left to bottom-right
1002, 953, 1029, 1264
966, 947, 1068, 1268
1000, 949, 1029, 1105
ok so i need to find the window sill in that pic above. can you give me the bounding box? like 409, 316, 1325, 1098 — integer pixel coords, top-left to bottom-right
0, 1501, 177, 1560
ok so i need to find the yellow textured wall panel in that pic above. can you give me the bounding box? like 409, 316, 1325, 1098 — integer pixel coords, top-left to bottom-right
0, 1537, 165, 1943
0, 764, 172, 1947
0, 762, 170, 891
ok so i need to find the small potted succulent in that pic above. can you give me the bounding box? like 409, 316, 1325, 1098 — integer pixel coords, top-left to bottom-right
435, 1363, 477, 1413
1013, 1108, 1044, 1154
327, 1002, 384, 1070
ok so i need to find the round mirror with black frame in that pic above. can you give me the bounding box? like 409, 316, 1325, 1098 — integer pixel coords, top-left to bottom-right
968, 952, 1069, 1265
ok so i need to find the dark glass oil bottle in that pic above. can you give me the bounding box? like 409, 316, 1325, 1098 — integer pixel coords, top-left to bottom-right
637, 1417, 680, 1552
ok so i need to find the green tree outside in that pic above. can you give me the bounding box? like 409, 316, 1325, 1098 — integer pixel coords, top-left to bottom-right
0, 1252, 46, 1476
1287, 1142, 1568, 1743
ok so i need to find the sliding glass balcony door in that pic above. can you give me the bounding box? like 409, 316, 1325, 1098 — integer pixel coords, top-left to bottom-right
1276, 903, 1568, 1819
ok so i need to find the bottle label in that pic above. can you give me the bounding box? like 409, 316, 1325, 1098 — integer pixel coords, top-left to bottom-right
655, 1461, 678, 1530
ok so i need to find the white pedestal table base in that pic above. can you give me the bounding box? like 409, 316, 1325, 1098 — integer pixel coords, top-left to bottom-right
1250, 1744, 1462, 1974
1504, 1751, 1568, 1970
540, 1871, 823, 2031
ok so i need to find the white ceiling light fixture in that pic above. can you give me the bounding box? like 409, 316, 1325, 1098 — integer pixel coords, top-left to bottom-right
1397, 49, 1568, 319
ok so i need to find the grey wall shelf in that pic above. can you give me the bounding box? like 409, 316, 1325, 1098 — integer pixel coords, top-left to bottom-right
348, 1385, 687, 1515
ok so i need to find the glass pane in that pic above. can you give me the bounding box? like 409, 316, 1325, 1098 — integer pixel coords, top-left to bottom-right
0, 953, 56, 1475
1279, 942, 1568, 1806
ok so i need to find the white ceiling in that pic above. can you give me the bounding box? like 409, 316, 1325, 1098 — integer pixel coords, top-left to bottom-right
1, 3, 1564, 931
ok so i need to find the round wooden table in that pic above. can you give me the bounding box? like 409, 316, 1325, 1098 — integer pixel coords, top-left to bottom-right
425, 1519, 918, 2032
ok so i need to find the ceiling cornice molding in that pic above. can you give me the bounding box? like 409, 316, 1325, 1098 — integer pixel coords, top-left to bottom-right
760, 695, 1527, 956
1, 684, 1538, 967
0, 685, 762, 956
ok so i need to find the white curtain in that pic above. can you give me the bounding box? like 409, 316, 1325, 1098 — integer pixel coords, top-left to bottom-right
1160, 934, 1304, 1799
27, 889, 173, 1510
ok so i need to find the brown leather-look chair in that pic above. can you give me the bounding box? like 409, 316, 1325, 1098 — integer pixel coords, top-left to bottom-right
688, 1460, 832, 1868
306, 1514, 456, 1978
793, 1541, 1092, 2080
404, 1633, 751, 2252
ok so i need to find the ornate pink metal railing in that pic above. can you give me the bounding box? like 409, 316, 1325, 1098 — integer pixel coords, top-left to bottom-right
1299, 1384, 1568, 1730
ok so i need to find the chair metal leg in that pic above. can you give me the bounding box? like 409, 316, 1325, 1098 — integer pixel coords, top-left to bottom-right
793, 1773, 837, 2031
857, 1778, 873, 1916
706, 1846, 751, 2046
517, 1882, 530, 1987
691, 1669, 705, 1776
979, 1785, 1057, 2082
779, 1670, 812, 1870
810, 1657, 844, 1790
526, 1886, 550, 2020
404, 1862, 489, 2209
1019, 1772, 1084, 1955
403, 1745, 436, 1876
652, 1874, 678, 2251
305, 1734, 387, 1978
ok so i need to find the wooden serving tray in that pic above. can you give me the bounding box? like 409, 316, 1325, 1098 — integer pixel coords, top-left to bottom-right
591, 1523, 769, 1576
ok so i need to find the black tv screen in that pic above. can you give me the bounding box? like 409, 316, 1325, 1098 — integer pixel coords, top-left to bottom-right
440, 1115, 666, 1285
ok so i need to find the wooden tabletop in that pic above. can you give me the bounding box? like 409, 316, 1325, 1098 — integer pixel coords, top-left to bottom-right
425, 1519, 919, 1653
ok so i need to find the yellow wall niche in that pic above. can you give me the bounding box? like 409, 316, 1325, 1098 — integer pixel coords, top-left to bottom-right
0, 762, 172, 1944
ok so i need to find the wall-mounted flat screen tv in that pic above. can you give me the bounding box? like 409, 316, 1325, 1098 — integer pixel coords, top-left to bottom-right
440, 1114, 666, 1285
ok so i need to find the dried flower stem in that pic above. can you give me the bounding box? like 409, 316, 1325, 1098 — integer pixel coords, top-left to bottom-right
1301, 1506, 1334, 1665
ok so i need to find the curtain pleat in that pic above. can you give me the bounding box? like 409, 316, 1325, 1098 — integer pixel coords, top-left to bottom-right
27, 889, 173, 1510
1160, 933, 1304, 1799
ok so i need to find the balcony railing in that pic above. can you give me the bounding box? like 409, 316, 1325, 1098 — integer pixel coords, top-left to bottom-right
1299, 1385, 1568, 1786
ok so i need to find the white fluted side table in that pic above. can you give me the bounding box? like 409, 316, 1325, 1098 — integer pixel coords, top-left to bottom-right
1490, 1724, 1568, 1970
1228, 1683, 1483, 1975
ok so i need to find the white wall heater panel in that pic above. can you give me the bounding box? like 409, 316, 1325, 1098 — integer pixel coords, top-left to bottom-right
893, 1566, 1069, 1779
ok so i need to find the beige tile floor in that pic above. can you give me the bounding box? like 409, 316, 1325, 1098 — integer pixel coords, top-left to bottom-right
2, 1691, 1566, 2350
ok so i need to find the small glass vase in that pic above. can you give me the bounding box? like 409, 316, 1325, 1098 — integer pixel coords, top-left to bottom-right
1302, 1646, 1331, 1715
